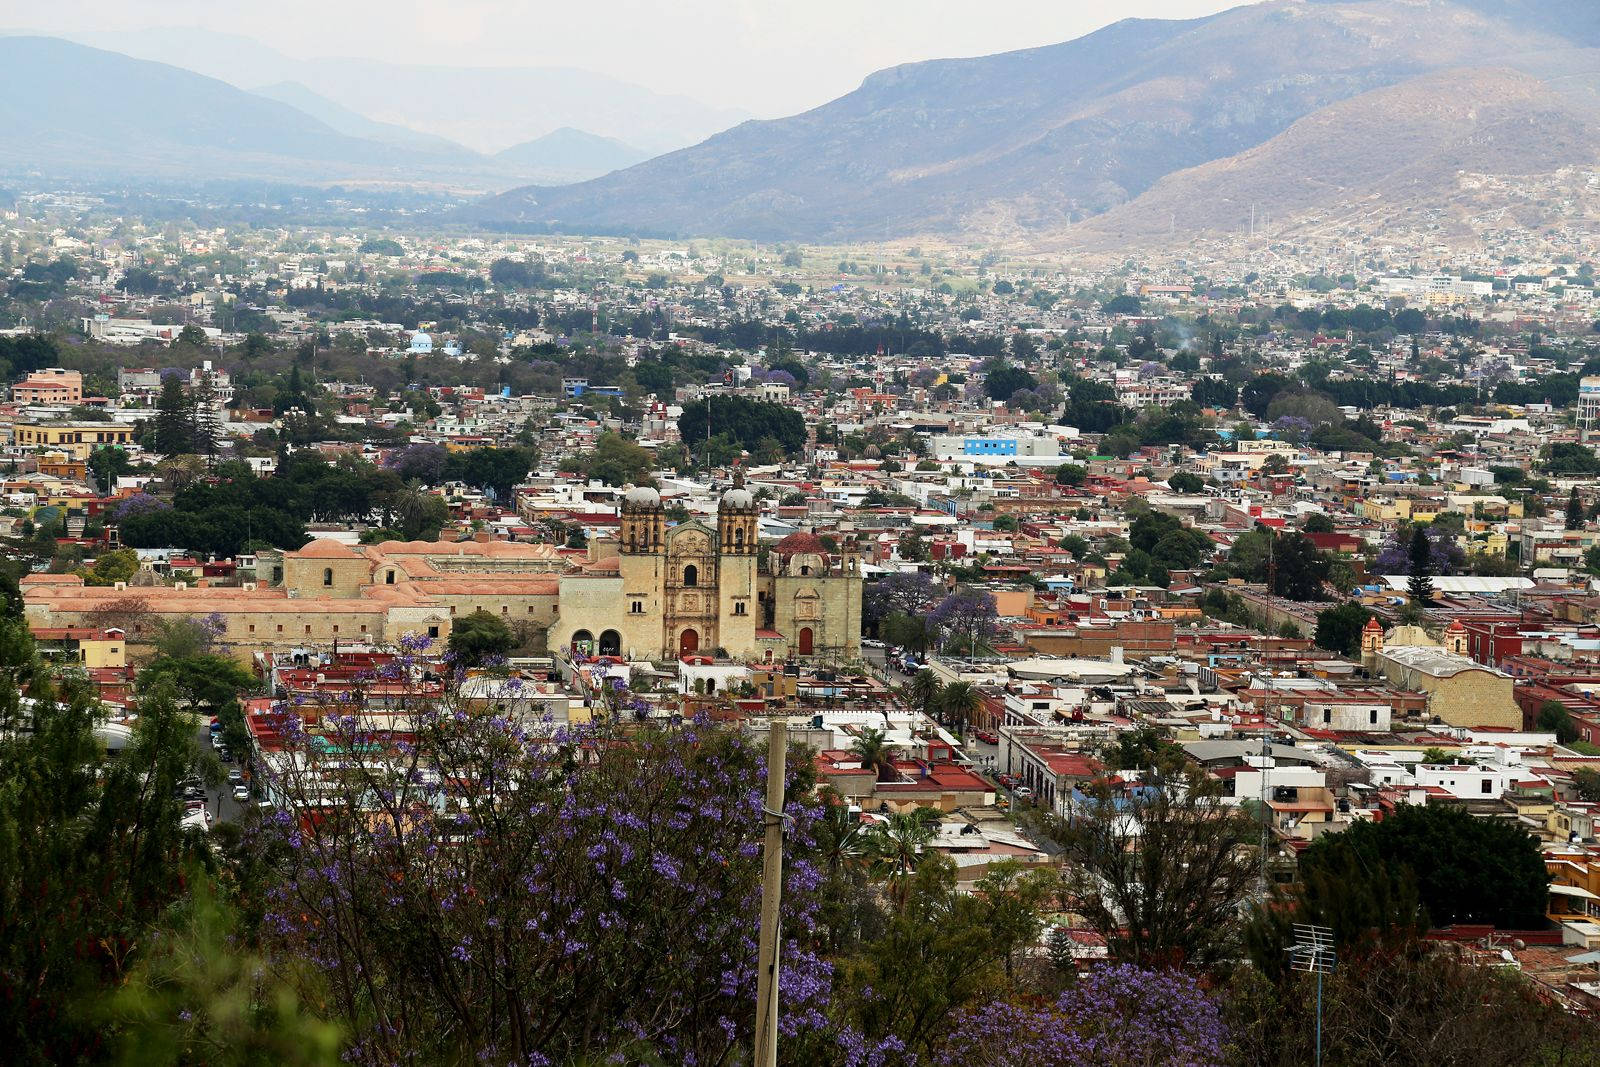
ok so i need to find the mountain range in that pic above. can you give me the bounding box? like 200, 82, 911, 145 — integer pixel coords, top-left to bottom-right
467, 0, 1600, 244
51, 27, 745, 156
0, 36, 658, 189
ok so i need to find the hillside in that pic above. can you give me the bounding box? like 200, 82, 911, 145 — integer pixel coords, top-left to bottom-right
57, 27, 748, 156
1062, 67, 1600, 247
0, 37, 482, 184
495, 129, 651, 184
251, 81, 471, 154
465, 0, 1599, 242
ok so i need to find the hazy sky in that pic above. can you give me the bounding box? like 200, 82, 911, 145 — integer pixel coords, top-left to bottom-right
17, 0, 1240, 116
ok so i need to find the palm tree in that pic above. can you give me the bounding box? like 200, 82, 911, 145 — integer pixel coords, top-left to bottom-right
906, 668, 942, 720
850, 727, 898, 781
866, 808, 939, 907
938, 681, 983, 742
814, 788, 867, 877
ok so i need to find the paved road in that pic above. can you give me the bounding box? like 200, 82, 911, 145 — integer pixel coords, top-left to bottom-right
194, 721, 247, 826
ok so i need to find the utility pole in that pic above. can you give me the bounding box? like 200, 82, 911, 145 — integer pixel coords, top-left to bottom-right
753, 720, 788, 1067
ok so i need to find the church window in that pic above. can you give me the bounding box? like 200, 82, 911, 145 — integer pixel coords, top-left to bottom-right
631, 601, 644, 614
683, 564, 698, 587
385, 570, 395, 585
735, 528, 744, 548
323, 567, 334, 587
734, 602, 747, 615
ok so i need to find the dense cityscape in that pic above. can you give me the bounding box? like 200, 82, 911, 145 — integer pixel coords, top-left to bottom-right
7, 2, 1600, 1065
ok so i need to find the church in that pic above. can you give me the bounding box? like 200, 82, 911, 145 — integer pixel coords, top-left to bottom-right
551, 480, 864, 663
24, 479, 863, 666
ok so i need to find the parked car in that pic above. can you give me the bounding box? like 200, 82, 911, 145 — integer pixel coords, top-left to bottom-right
997, 773, 1019, 789
232, 784, 250, 802
216, 746, 232, 763
226, 769, 243, 785
974, 730, 998, 745
1013, 786, 1034, 800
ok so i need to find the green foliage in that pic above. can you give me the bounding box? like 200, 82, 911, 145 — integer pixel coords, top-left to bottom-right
559, 432, 655, 488
1544, 442, 1600, 474
1314, 602, 1374, 656
676, 396, 805, 458
1298, 804, 1550, 929
1167, 470, 1205, 494
443, 446, 537, 501
447, 609, 517, 666
1537, 700, 1579, 745
106, 877, 344, 1066
82, 547, 140, 587
983, 363, 1037, 401
1053, 463, 1086, 487
0, 621, 208, 1060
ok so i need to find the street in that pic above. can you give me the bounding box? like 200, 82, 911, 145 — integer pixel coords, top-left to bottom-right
195, 720, 246, 827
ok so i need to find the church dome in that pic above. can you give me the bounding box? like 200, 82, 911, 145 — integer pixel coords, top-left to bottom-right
721, 487, 754, 509
774, 531, 826, 557
623, 485, 661, 509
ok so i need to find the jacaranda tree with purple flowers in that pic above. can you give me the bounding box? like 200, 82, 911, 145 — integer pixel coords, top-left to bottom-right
253, 641, 832, 1065
936, 964, 1226, 1067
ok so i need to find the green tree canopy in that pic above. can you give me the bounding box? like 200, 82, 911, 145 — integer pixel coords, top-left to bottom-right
1298, 804, 1549, 930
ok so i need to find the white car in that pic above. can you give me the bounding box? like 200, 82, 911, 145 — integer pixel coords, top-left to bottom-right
232, 784, 250, 802
1013, 786, 1034, 800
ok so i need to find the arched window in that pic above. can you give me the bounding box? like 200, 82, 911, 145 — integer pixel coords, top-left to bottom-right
385, 570, 396, 585
734, 528, 745, 549
322, 567, 333, 587
683, 564, 698, 587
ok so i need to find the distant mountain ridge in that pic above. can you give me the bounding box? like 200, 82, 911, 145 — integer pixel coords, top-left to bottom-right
465, 0, 1600, 243
0, 37, 661, 189
45, 26, 748, 156
494, 129, 650, 184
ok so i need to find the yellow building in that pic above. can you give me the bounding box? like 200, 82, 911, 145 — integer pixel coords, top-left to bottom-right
26, 493, 864, 666
552, 481, 863, 662
1364, 619, 1518, 729
13, 421, 137, 460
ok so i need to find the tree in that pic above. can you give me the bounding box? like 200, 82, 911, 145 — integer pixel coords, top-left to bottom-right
930, 588, 1000, 654
1042, 767, 1259, 966
1297, 803, 1549, 930
153, 375, 194, 455
1567, 487, 1585, 531
87, 445, 132, 494
850, 726, 899, 781
1303, 512, 1335, 534
983, 363, 1037, 401
936, 964, 1226, 1067
78, 547, 139, 588
937, 681, 983, 739
1168, 471, 1205, 494
906, 668, 943, 719
256, 696, 833, 1065
1537, 699, 1580, 745
560, 432, 653, 488
443, 446, 537, 501
865, 808, 939, 906
1053, 463, 1086, 487
1315, 602, 1375, 657
0, 620, 208, 1060
1408, 525, 1435, 605
881, 612, 934, 656
676, 395, 805, 457
865, 571, 938, 628
447, 609, 516, 666
1191, 377, 1237, 409
1095, 727, 1178, 775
